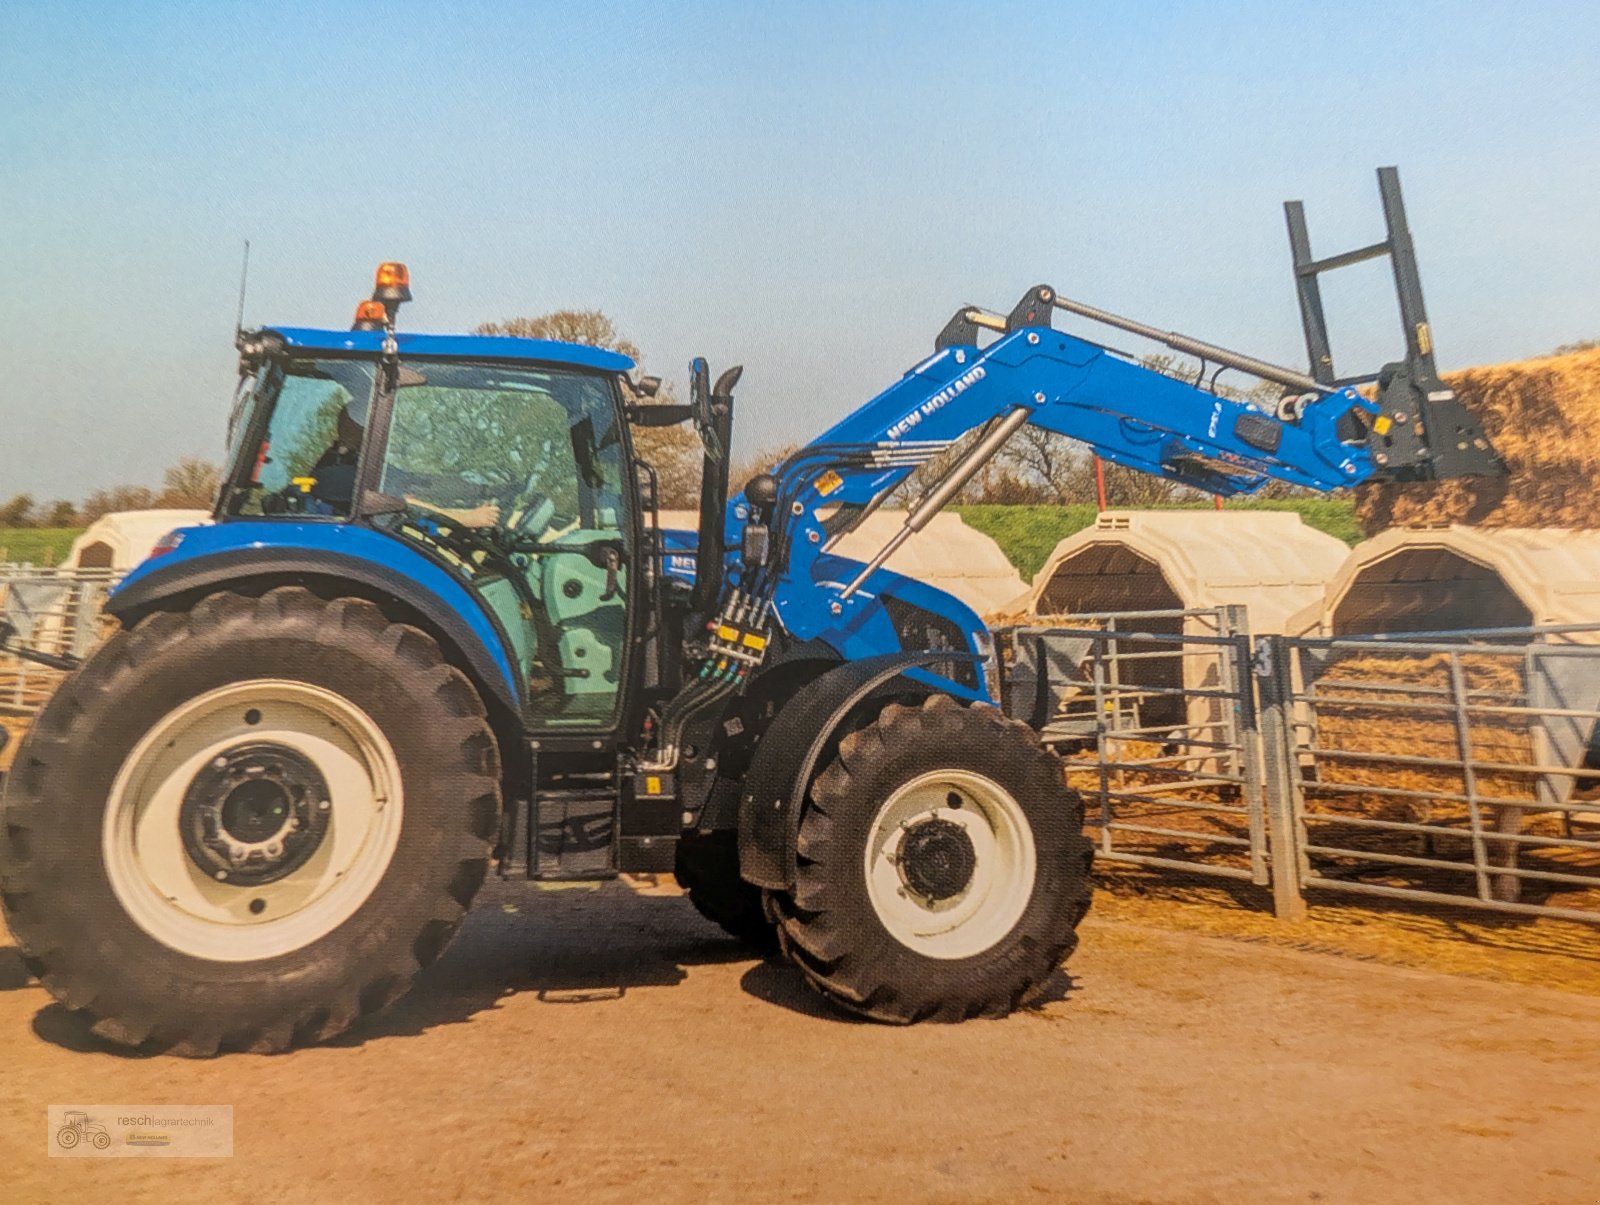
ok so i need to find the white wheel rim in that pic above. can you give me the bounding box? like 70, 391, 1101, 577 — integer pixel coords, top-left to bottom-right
103, 680, 404, 962
863, 768, 1036, 960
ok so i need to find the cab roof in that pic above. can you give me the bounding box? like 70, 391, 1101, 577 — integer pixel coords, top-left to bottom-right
264, 326, 635, 373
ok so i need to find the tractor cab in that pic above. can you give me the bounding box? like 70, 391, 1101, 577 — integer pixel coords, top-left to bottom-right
214, 268, 642, 730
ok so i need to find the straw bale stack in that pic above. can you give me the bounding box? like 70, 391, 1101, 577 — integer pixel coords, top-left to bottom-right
1309, 651, 1539, 900
1355, 348, 1600, 534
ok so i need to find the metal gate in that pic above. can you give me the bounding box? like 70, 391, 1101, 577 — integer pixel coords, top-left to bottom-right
998, 607, 1270, 886
0, 567, 120, 716
1266, 628, 1600, 925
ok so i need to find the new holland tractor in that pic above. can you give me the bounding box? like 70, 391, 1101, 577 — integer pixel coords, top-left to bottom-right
0, 169, 1500, 1053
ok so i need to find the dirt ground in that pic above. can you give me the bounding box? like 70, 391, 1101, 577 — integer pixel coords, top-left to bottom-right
2, 878, 1599, 1205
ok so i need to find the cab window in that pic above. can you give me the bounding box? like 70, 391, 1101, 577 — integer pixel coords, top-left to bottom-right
223, 358, 377, 518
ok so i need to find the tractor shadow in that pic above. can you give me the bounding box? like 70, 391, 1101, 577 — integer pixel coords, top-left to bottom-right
740, 960, 1080, 1023
26, 879, 761, 1057
340, 878, 760, 1047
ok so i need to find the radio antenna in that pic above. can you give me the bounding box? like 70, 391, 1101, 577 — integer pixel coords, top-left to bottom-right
234, 239, 251, 339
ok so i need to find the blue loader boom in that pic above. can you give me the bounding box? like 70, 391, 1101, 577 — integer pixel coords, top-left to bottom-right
0, 168, 1501, 1050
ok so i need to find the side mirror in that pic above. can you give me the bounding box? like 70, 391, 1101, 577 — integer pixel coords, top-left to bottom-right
635, 375, 662, 398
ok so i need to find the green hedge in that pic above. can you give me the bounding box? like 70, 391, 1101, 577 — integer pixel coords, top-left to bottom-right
0, 528, 85, 567
953, 501, 1360, 579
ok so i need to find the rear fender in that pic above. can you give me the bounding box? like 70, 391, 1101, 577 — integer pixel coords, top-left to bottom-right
107, 522, 523, 718
736, 651, 981, 890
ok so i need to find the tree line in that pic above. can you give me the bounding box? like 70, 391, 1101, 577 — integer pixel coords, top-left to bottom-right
1, 457, 221, 528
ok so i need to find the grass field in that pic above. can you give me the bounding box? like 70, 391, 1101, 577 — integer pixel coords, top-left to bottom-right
0, 527, 83, 566
954, 499, 1360, 579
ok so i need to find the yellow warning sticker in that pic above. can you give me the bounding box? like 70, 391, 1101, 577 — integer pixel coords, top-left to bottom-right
646, 775, 662, 795
741, 632, 768, 650
1373, 415, 1393, 435
815, 469, 843, 496
716, 624, 740, 642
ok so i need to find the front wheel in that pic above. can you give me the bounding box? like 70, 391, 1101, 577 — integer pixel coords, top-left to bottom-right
766, 695, 1092, 1023
0, 587, 501, 1055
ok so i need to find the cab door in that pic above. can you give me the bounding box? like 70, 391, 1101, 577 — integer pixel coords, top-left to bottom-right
373, 359, 635, 730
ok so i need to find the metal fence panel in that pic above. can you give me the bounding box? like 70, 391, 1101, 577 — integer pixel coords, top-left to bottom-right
1280, 628, 1600, 926
0, 568, 120, 717
997, 608, 1273, 890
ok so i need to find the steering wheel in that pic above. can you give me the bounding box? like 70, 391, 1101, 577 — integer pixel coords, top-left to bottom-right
400, 500, 511, 564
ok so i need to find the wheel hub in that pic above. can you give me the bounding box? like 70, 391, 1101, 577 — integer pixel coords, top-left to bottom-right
180, 743, 331, 886
897, 816, 977, 903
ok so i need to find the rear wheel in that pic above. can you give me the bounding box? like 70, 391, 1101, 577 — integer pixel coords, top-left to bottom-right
766, 695, 1092, 1023
0, 587, 501, 1055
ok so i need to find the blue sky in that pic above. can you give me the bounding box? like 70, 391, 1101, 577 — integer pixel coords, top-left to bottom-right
2, 1, 1596, 502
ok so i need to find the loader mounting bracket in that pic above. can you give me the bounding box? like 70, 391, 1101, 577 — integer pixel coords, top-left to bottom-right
1368, 361, 1505, 483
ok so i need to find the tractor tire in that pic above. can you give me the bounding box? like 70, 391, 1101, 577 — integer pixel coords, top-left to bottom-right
674, 829, 777, 952
766, 695, 1092, 1023
0, 587, 501, 1055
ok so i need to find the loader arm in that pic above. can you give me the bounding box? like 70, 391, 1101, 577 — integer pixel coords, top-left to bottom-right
730, 282, 1501, 641
720, 168, 1506, 643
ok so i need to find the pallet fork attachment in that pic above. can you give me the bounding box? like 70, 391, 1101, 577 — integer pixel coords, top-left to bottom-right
1284, 166, 1504, 482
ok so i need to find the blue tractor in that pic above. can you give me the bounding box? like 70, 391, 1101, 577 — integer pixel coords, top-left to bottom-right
0, 169, 1501, 1052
